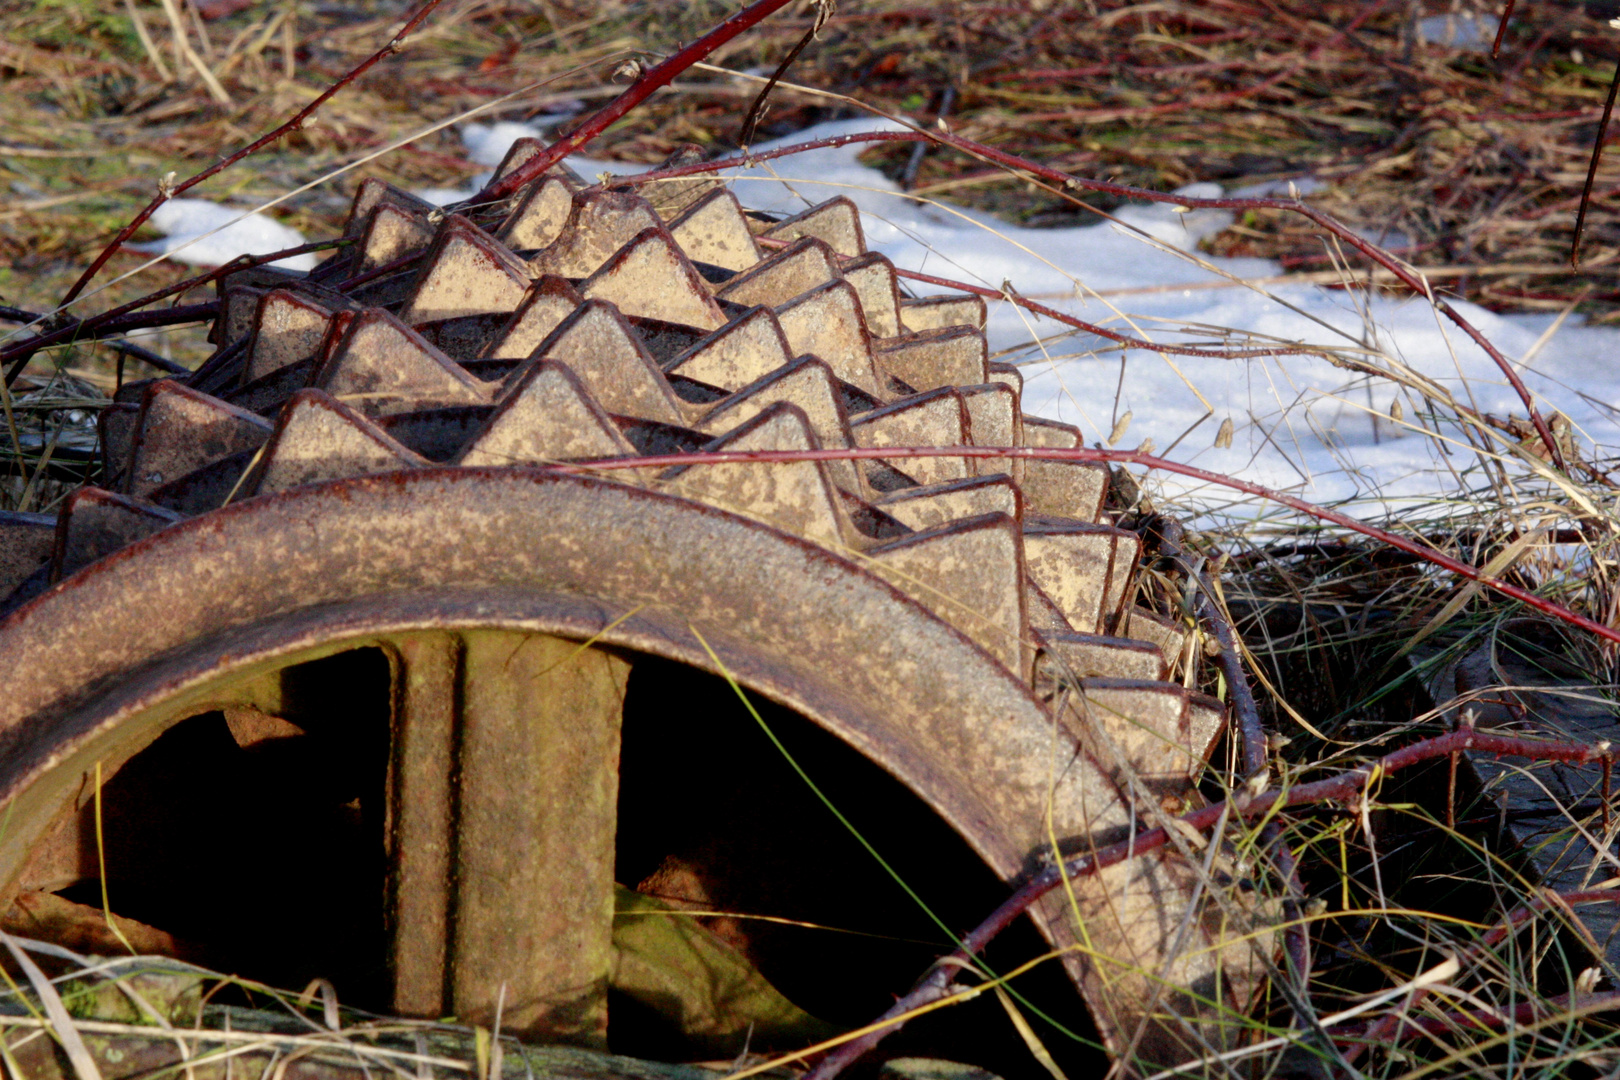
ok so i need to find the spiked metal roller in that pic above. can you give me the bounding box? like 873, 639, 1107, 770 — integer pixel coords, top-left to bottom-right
0, 142, 1270, 1068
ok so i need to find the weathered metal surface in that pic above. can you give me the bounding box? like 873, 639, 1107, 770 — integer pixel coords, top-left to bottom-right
718, 237, 841, 308
0, 511, 53, 596
760, 195, 866, 257
0, 171, 1262, 1068
451, 630, 629, 1044
667, 188, 761, 271
126, 379, 272, 497
581, 227, 727, 330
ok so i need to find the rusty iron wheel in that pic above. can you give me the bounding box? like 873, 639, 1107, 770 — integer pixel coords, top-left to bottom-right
0, 145, 1270, 1071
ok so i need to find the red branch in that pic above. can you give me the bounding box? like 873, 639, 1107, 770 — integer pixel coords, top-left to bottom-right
4, 242, 338, 386
478, 0, 805, 203
56, 0, 450, 309
800, 729, 1616, 1080
571, 443, 1620, 646
1342, 887, 1620, 1058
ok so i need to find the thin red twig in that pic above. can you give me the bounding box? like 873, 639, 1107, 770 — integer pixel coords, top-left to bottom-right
3, 241, 339, 386
1343, 887, 1620, 1060
56, 0, 450, 309
477, 0, 805, 204
572, 443, 1620, 647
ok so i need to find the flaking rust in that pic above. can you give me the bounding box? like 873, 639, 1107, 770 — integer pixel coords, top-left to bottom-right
0, 144, 1270, 1072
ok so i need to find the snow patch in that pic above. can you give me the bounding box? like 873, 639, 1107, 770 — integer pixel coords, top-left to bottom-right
126, 199, 315, 272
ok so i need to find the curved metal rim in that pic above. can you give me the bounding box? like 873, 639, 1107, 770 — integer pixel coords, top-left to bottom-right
0, 468, 1118, 892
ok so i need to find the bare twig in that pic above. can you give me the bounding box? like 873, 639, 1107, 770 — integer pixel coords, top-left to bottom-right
478, 0, 806, 204
56, 0, 449, 308
5, 241, 340, 386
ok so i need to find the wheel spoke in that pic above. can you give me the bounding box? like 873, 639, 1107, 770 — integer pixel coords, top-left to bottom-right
388, 630, 630, 1045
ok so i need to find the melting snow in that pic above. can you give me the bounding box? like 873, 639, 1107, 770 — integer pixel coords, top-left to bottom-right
125, 198, 316, 272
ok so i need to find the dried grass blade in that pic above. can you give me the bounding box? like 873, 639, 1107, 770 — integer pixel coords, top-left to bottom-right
1395, 521, 1550, 656
991, 985, 1069, 1080
0, 930, 103, 1080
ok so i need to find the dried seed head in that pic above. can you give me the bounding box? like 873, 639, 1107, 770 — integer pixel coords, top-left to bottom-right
1108, 410, 1132, 447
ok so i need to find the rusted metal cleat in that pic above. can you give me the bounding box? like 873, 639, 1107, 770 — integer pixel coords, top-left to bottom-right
0, 145, 1271, 1072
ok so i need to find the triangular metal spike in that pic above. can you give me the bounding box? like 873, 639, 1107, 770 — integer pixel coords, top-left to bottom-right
1023, 460, 1110, 523
0, 511, 55, 599
637, 144, 720, 218
868, 511, 1027, 676
458, 360, 641, 473
507, 300, 686, 426
959, 382, 1019, 478
774, 280, 882, 398
345, 177, 438, 234
250, 388, 429, 496
497, 174, 581, 252
760, 196, 865, 257
716, 237, 841, 309
1021, 415, 1107, 522
696, 356, 863, 496
876, 325, 989, 392
126, 381, 273, 499
1038, 631, 1167, 684
899, 293, 987, 332
1125, 607, 1189, 672
49, 487, 184, 584
578, 226, 727, 331
399, 215, 533, 325
528, 190, 664, 279
244, 288, 354, 384
481, 276, 585, 360
227, 307, 352, 416
987, 363, 1025, 482
666, 188, 761, 272
1076, 679, 1209, 783
664, 306, 793, 392
849, 386, 971, 486
988, 360, 1023, 397
875, 474, 1020, 532
659, 401, 855, 551
1023, 415, 1081, 448
841, 252, 902, 337
356, 200, 435, 274
315, 309, 491, 417
1026, 579, 1077, 634
1022, 521, 1136, 635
